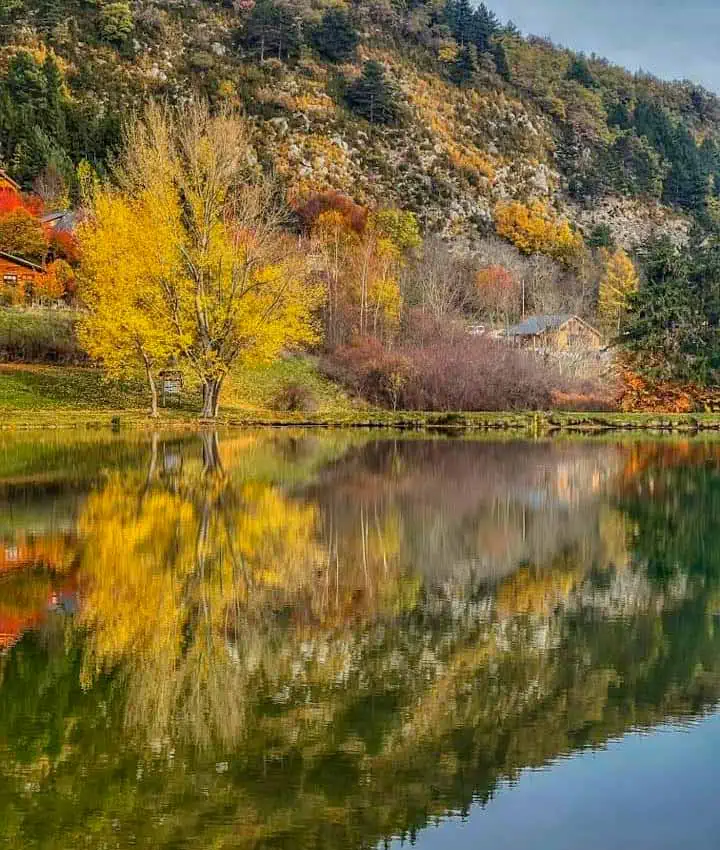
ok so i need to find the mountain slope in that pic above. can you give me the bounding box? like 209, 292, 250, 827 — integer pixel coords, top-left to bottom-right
1, 0, 717, 248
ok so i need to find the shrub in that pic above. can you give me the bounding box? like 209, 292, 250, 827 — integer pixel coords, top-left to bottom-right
272, 379, 318, 413
0, 307, 85, 363
323, 332, 588, 412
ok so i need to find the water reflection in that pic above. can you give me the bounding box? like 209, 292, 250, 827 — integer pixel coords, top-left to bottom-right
0, 432, 720, 848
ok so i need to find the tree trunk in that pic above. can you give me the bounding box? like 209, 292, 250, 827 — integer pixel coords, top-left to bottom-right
142, 351, 159, 418
200, 377, 224, 419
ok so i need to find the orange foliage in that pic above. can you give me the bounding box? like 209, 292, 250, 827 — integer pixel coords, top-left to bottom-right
494, 200, 583, 264
49, 229, 80, 265
294, 190, 368, 235
618, 371, 720, 413
37, 259, 74, 301
0, 188, 43, 217
475, 265, 519, 319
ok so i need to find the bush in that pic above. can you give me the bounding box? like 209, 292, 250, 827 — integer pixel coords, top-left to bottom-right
0, 307, 85, 363
272, 379, 318, 413
323, 333, 579, 411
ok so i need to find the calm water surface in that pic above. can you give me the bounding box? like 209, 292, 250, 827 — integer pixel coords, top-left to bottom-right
0, 430, 719, 848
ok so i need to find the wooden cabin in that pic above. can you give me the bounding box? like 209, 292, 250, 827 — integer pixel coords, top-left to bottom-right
504, 315, 603, 352
0, 251, 46, 294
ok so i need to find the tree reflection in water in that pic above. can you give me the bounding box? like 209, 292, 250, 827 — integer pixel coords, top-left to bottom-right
0, 433, 720, 848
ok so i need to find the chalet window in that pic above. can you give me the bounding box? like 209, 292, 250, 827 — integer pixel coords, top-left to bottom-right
2, 274, 17, 285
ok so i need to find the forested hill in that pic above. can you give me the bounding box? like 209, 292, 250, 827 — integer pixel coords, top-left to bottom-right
2, 0, 720, 245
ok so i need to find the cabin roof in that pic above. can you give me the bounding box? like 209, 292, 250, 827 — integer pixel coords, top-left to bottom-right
41, 210, 77, 233
504, 314, 600, 338
0, 251, 44, 273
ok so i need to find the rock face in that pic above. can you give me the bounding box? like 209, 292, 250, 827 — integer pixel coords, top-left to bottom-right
569, 197, 690, 250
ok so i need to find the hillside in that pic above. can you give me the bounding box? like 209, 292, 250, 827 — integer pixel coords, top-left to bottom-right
1, 0, 719, 248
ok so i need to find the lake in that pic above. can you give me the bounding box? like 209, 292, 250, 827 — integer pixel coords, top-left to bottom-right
0, 430, 719, 849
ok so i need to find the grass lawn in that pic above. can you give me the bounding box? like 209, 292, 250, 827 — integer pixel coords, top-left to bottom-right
0, 358, 361, 428
4, 360, 720, 433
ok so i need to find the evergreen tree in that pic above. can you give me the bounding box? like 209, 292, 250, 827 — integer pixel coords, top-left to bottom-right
310, 8, 359, 62
491, 39, 510, 81
449, 45, 478, 87
443, 0, 474, 45
239, 0, 302, 62
623, 237, 720, 384
634, 99, 710, 212
471, 2, 499, 52
345, 61, 401, 125
566, 56, 597, 88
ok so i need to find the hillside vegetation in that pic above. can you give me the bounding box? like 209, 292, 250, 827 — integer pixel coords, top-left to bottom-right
2, 0, 719, 247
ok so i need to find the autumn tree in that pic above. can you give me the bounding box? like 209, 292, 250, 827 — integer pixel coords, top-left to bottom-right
476, 264, 520, 325
401, 237, 475, 327
77, 190, 178, 417
81, 100, 322, 419
597, 248, 639, 335
309, 200, 419, 345
494, 200, 583, 265
36, 258, 74, 303
0, 208, 48, 263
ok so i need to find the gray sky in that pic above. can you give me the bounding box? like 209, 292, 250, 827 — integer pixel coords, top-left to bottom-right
491, 1, 720, 93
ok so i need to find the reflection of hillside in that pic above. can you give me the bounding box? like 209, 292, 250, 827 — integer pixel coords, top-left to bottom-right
308, 440, 626, 585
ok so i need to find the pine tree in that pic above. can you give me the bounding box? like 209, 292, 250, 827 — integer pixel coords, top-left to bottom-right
491, 40, 510, 81
449, 45, 478, 87
240, 0, 302, 63
472, 2, 499, 53
345, 61, 401, 125
310, 8, 359, 62
623, 237, 720, 384
566, 56, 597, 88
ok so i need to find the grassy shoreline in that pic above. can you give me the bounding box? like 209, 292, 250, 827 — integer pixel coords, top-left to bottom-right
3, 406, 720, 434
4, 363, 720, 434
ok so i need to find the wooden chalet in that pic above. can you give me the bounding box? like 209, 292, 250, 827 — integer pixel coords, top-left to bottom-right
503, 314, 603, 352
0, 251, 46, 292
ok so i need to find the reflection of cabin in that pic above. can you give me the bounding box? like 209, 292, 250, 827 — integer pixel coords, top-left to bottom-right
504, 315, 602, 352
0, 169, 21, 194
0, 251, 46, 292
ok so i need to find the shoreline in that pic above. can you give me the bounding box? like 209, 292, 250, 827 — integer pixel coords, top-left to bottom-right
4, 408, 720, 434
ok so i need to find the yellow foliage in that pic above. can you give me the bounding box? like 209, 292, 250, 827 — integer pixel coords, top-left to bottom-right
597, 248, 639, 334
36, 259, 73, 302
77, 188, 179, 381
494, 200, 583, 264
79, 102, 324, 417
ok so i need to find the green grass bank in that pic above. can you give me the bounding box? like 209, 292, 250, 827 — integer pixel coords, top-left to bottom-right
4, 362, 720, 434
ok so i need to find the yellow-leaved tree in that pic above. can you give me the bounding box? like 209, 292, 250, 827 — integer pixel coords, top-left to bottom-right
309, 201, 419, 344
598, 248, 639, 335
494, 200, 583, 265
79, 100, 323, 419
78, 190, 179, 416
